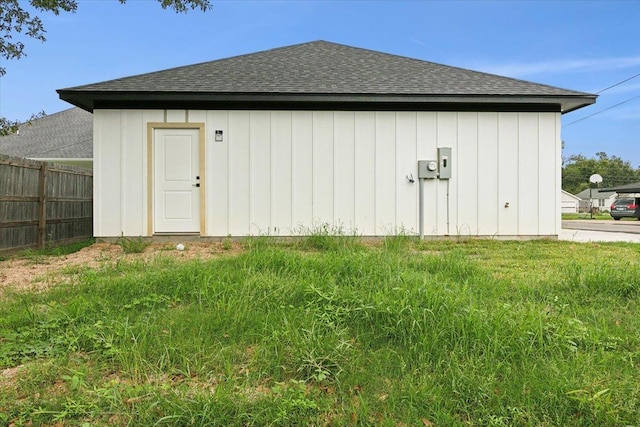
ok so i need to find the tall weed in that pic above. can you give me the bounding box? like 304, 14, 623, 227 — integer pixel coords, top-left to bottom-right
295, 222, 363, 251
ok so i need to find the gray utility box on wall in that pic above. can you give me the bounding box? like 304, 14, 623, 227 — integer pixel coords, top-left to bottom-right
418, 160, 439, 179
437, 147, 452, 179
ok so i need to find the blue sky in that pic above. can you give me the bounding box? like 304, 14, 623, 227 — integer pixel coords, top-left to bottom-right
1, 0, 639, 166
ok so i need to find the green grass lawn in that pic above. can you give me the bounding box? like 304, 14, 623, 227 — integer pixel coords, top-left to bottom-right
1, 236, 640, 426
561, 212, 613, 220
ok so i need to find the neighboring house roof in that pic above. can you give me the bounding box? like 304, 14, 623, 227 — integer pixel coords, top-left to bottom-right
58, 40, 596, 113
0, 108, 92, 159
561, 190, 582, 202
576, 189, 617, 199
601, 182, 640, 193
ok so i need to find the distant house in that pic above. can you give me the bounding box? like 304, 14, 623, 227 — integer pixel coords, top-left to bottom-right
576, 188, 617, 212
57, 40, 596, 239
0, 108, 92, 169
561, 190, 581, 214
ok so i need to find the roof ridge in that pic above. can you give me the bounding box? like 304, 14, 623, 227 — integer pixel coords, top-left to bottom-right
60, 40, 592, 97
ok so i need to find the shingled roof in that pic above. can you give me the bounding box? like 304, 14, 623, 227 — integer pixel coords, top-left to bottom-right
58, 40, 596, 113
0, 108, 92, 159
601, 182, 640, 193
576, 188, 617, 199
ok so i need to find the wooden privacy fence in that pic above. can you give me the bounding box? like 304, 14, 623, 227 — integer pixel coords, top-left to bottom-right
0, 154, 93, 253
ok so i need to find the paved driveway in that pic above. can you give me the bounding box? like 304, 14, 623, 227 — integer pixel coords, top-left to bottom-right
561, 219, 640, 242
562, 219, 640, 234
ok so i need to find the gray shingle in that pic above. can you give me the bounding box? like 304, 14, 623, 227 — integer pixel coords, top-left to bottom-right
0, 108, 92, 159
61, 40, 590, 97
601, 182, 640, 193
576, 189, 617, 199
58, 41, 596, 114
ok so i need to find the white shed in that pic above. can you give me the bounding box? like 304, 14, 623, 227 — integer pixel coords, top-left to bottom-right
561, 190, 581, 214
57, 41, 596, 239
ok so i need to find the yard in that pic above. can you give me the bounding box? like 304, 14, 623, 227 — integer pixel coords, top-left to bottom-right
1, 236, 639, 426
561, 212, 613, 220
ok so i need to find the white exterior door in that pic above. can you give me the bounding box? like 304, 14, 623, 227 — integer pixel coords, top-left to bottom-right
153, 128, 200, 233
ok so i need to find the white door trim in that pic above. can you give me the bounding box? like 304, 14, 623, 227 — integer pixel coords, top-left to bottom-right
147, 122, 205, 236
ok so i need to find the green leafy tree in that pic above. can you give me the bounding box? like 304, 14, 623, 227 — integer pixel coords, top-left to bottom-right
562, 151, 640, 194
0, 0, 211, 135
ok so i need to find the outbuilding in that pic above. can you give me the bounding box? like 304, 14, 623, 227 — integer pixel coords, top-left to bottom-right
561, 190, 582, 214
57, 41, 596, 239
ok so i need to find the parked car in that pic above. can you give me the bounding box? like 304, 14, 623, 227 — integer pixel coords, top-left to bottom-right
610, 198, 640, 220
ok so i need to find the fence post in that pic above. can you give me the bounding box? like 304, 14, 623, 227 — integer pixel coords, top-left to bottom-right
38, 162, 48, 249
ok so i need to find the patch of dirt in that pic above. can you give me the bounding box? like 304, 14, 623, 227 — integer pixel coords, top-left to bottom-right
0, 365, 23, 388
0, 241, 244, 295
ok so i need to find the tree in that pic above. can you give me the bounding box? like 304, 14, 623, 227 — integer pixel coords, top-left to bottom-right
1, 0, 211, 76
0, 0, 211, 134
562, 151, 640, 195
0, 111, 45, 136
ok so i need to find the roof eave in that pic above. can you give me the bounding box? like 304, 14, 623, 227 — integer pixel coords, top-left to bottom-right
601, 182, 640, 193
57, 90, 596, 113
561, 96, 597, 114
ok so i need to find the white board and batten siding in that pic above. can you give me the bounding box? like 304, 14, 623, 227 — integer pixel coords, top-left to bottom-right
93, 109, 562, 238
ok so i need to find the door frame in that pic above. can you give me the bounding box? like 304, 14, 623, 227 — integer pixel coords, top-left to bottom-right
147, 122, 206, 236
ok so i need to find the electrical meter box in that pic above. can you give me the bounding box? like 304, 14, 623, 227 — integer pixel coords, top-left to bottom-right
437, 147, 452, 179
418, 160, 439, 179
